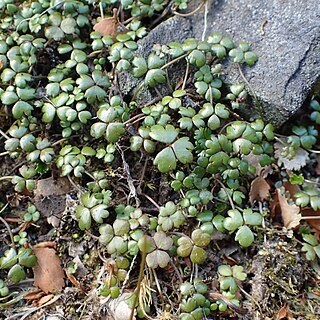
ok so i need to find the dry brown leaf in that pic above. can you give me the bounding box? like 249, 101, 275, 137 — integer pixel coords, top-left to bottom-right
33, 245, 65, 293
93, 8, 118, 38
23, 289, 44, 301
276, 304, 293, 320
249, 176, 270, 204
276, 188, 301, 229
38, 294, 54, 306
33, 241, 56, 249
302, 208, 320, 232
315, 154, 320, 175
66, 273, 87, 293
283, 181, 300, 199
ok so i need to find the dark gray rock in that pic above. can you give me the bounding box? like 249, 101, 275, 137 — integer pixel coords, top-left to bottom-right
119, 16, 192, 104
120, 0, 320, 127
192, 0, 320, 126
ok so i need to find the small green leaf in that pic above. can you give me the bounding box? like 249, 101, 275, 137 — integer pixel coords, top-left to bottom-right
150, 124, 178, 144
235, 225, 254, 247
190, 246, 207, 264
106, 122, 125, 142
154, 147, 176, 172
8, 264, 26, 283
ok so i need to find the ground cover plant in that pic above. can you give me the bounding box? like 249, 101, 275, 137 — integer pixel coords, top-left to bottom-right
0, 0, 320, 319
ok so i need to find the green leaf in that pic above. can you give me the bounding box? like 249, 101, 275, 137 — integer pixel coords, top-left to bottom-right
138, 235, 156, 253
147, 54, 165, 69
132, 56, 147, 77
12, 101, 33, 119
243, 208, 262, 226
90, 122, 107, 139
146, 250, 171, 268
154, 147, 176, 173
144, 69, 166, 87
235, 225, 254, 247
191, 229, 211, 247
153, 232, 173, 250
106, 122, 125, 143
190, 246, 207, 264
223, 209, 243, 231
91, 204, 109, 223
0, 248, 17, 269
85, 85, 106, 103
232, 265, 247, 281
8, 264, 26, 283
188, 50, 206, 67
18, 248, 36, 268
177, 237, 193, 257
172, 137, 194, 164
149, 124, 178, 144
60, 17, 77, 34
218, 265, 232, 276
77, 206, 91, 230
1, 91, 18, 105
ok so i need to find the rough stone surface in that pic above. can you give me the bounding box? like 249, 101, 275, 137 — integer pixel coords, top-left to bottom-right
120, 0, 320, 127
119, 16, 192, 104
192, 0, 320, 126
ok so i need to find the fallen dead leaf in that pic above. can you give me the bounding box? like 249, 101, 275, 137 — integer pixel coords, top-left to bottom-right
33, 241, 56, 249
93, 8, 118, 38
23, 289, 44, 301
276, 304, 293, 320
34, 176, 72, 219
249, 176, 270, 204
38, 294, 54, 306
302, 208, 320, 232
33, 244, 65, 293
276, 188, 301, 229
315, 154, 320, 175
283, 181, 300, 199
66, 273, 87, 293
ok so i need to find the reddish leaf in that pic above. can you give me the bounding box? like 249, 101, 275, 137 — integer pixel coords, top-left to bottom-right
93, 8, 118, 38
38, 294, 54, 306
23, 289, 44, 301
283, 181, 300, 199
315, 154, 320, 175
276, 304, 293, 320
66, 273, 87, 293
276, 188, 301, 229
302, 208, 320, 232
33, 244, 65, 293
249, 176, 270, 204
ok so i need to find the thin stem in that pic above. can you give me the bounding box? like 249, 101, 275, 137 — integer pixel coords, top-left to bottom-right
216, 179, 235, 210
237, 64, 263, 118
173, 0, 206, 17
0, 151, 9, 156
201, 0, 209, 41
0, 128, 10, 140
304, 179, 320, 186
0, 204, 16, 249
129, 235, 147, 320
152, 268, 164, 307
160, 53, 189, 70
0, 176, 14, 182
124, 114, 146, 125
301, 216, 320, 220
182, 61, 189, 91
306, 148, 320, 154
99, 1, 104, 19
139, 193, 160, 210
